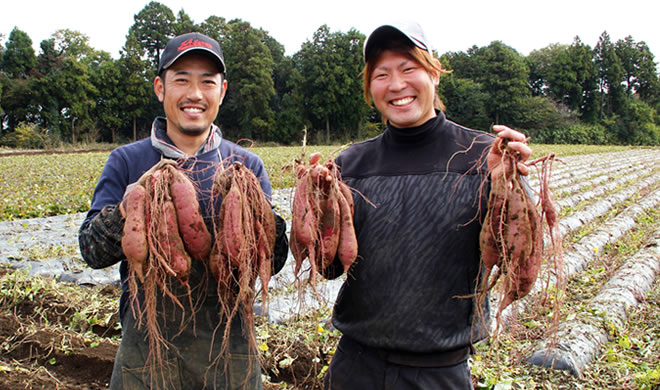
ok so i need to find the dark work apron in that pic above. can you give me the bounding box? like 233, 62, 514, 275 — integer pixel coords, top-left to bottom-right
109, 263, 263, 390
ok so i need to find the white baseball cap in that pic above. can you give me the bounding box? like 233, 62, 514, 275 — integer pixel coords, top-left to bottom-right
363, 21, 431, 62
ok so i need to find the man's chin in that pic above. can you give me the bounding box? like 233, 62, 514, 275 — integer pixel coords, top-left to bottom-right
180, 126, 210, 136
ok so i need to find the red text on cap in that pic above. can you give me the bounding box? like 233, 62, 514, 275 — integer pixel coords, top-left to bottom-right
177, 39, 213, 52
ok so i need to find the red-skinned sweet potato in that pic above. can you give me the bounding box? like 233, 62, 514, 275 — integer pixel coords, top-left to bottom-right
336, 183, 358, 272
169, 170, 212, 261
122, 184, 148, 282
319, 187, 341, 269
159, 200, 192, 281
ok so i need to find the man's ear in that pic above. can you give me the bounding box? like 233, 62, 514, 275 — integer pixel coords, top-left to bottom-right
219, 79, 228, 105
154, 75, 164, 102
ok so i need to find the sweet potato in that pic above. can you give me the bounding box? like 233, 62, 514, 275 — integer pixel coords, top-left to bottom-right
337, 181, 354, 216
160, 200, 192, 281
206, 160, 278, 370
122, 184, 148, 282
292, 176, 315, 247
336, 184, 358, 272
319, 187, 341, 269
221, 185, 245, 264
308, 152, 322, 165
169, 170, 212, 261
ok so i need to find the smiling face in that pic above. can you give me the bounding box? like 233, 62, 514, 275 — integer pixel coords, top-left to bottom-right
368, 49, 440, 129
154, 52, 226, 139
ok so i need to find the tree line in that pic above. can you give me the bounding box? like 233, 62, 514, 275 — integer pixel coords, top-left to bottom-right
1, 1, 658, 147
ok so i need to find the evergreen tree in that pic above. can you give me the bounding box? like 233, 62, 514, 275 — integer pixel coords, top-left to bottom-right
2, 28, 37, 78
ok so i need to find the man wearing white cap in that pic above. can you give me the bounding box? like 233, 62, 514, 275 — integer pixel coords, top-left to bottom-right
319, 22, 532, 389
79, 32, 288, 389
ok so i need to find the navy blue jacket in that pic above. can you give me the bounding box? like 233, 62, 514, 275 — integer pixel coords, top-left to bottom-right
79, 127, 287, 321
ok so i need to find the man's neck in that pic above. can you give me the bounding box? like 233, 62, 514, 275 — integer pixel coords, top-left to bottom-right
167, 128, 210, 157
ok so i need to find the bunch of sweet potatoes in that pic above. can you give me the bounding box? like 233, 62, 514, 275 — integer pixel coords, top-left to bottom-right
120, 159, 212, 382
210, 161, 276, 297
208, 161, 276, 363
122, 160, 211, 285
478, 139, 557, 331
290, 152, 358, 286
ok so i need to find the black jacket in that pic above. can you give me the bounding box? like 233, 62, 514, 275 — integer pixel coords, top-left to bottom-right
329, 112, 492, 353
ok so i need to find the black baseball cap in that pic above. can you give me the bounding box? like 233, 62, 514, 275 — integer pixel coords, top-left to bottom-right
363, 21, 431, 62
157, 32, 226, 75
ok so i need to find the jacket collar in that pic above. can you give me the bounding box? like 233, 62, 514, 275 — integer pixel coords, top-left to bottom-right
385, 110, 446, 145
150, 117, 223, 159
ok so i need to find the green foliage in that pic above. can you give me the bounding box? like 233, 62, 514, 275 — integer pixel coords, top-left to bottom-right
531, 123, 610, 145
616, 98, 660, 145
220, 19, 276, 140
361, 121, 385, 140
0, 77, 37, 130
0, 266, 120, 337
0, 4, 658, 147
462, 41, 531, 125
1, 27, 37, 78
438, 74, 490, 130
51, 29, 96, 61
511, 96, 572, 133
294, 25, 368, 143
0, 151, 108, 220
12, 122, 58, 149
117, 32, 153, 142
128, 1, 176, 68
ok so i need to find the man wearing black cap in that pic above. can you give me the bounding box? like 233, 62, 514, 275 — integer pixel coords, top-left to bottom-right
317, 21, 532, 389
79, 32, 288, 389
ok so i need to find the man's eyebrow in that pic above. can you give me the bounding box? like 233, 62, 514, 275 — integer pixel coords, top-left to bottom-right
201, 72, 220, 77
375, 59, 410, 71
171, 70, 219, 77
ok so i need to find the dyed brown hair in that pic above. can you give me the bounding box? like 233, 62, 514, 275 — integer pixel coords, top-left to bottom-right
362, 40, 449, 111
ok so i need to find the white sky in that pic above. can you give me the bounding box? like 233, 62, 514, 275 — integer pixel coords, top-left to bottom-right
2, 0, 659, 62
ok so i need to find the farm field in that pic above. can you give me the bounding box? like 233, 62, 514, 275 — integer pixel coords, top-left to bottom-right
0, 145, 658, 389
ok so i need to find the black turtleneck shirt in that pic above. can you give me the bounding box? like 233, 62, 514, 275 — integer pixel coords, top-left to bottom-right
329, 111, 493, 353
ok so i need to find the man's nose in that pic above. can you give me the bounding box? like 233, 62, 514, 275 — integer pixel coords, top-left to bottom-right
187, 80, 203, 100
388, 72, 406, 91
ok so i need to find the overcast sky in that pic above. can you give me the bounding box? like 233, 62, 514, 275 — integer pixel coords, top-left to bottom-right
2, 0, 658, 61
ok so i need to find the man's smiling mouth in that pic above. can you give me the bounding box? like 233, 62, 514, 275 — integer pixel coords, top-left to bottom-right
391, 97, 414, 106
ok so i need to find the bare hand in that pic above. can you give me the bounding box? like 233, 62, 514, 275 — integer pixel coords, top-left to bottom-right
305, 152, 333, 184
487, 125, 532, 178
